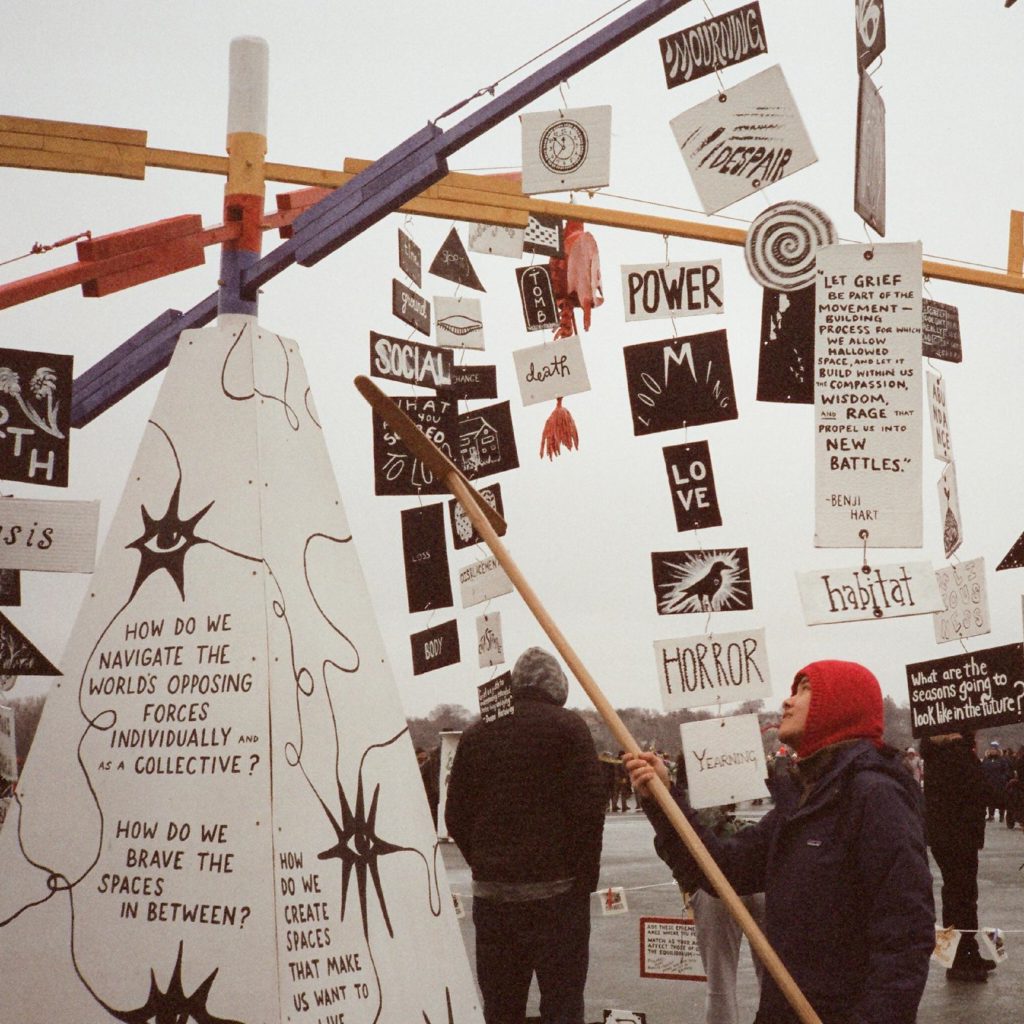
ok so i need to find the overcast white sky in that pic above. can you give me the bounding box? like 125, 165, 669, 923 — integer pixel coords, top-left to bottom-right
2, 0, 1023, 720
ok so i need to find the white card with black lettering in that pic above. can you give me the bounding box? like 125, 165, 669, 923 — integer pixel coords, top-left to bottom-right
512, 335, 591, 407
680, 714, 770, 809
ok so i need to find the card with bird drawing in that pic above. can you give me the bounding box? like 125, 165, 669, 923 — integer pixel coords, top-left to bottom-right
650, 548, 752, 615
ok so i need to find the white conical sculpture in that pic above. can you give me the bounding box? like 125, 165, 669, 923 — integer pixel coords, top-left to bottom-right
0, 315, 481, 1024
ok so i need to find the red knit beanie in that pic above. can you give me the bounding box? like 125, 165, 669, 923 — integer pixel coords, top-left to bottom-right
792, 660, 884, 759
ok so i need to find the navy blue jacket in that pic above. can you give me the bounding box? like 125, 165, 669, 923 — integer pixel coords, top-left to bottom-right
648, 741, 934, 1024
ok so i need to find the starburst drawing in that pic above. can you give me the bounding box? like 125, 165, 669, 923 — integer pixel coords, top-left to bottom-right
655, 550, 751, 615
103, 941, 243, 1024
125, 479, 214, 600
316, 756, 405, 940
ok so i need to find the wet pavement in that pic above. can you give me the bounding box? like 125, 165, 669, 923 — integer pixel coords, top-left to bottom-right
442, 807, 1024, 1023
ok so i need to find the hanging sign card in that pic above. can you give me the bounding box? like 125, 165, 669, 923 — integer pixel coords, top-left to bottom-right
669, 65, 816, 214
0, 570, 20, 607
392, 278, 431, 335
521, 105, 612, 195
448, 363, 498, 401
459, 555, 513, 608
372, 394, 459, 495
369, 332, 453, 389
756, 285, 815, 404
476, 612, 505, 668
854, 70, 886, 236
449, 483, 504, 550
512, 335, 591, 406
523, 214, 563, 257
937, 462, 963, 559
429, 227, 486, 292
0, 348, 73, 488
620, 260, 724, 321
516, 265, 559, 332
654, 627, 771, 711
401, 503, 453, 614
658, 3, 768, 89
458, 402, 520, 480
856, 0, 886, 71
0, 497, 98, 573
623, 330, 738, 436
478, 671, 514, 724
797, 561, 942, 625
933, 557, 990, 645
927, 372, 953, 462
0, 704, 15, 781
434, 296, 485, 350
651, 548, 752, 615
468, 223, 524, 259
410, 619, 460, 675
639, 917, 705, 982
662, 441, 722, 532
0, 611, 60, 676
906, 642, 1024, 736
922, 299, 962, 363
997, 530, 1024, 571
398, 228, 422, 286
814, 242, 923, 547
680, 713, 770, 809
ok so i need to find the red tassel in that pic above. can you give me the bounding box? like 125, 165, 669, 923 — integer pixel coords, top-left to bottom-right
539, 397, 579, 460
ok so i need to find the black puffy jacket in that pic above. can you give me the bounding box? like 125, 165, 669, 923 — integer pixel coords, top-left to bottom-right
648, 740, 934, 1024
444, 689, 605, 894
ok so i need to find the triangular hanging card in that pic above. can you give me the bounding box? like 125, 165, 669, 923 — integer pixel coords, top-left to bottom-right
520, 106, 612, 195
0, 315, 482, 1024
0, 611, 60, 675
669, 66, 816, 214
997, 529, 1024, 571
0, 348, 73, 487
428, 228, 486, 292
658, 3, 768, 88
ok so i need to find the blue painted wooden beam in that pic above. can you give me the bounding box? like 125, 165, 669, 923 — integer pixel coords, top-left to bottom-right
71, 295, 217, 426
72, 0, 693, 424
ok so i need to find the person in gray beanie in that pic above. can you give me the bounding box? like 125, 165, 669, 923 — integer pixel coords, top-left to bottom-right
445, 647, 606, 1024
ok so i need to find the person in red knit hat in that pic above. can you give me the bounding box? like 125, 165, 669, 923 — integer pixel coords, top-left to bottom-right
627, 660, 935, 1024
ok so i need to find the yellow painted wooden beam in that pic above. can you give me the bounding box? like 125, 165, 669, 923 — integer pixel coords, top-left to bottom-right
3, 114, 1022, 296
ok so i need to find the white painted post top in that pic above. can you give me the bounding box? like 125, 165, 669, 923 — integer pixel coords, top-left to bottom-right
227, 36, 269, 136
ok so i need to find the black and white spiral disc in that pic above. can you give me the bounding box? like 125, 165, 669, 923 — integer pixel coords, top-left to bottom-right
744, 201, 836, 291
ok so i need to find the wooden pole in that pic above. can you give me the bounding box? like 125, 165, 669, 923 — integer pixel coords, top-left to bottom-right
353, 376, 822, 1024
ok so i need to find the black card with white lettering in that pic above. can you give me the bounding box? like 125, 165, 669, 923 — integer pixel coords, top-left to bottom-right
623, 330, 738, 435
662, 441, 722, 532
515, 265, 558, 332
372, 394, 459, 495
369, 332, 453, 389
410, 619, 460, 675
401, 503, 453, 614
447, 364, 498, 401
0, 348, 73, 487
392, 279, 431, 335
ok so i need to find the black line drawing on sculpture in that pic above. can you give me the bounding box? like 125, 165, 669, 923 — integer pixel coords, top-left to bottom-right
0, 348, 73, 487
100, 942, 241, 1024
623, 330, 738, 436
855, 71, 886, 236
651, 549, 752, 615
428, 227, 486, 292
855, 0, 886, 71
756, 285, 814, 404
745, 201, 836, 292
658, 2, 768, 88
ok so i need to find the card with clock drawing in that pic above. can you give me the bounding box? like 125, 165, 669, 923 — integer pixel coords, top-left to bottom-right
520, 105, 612, 195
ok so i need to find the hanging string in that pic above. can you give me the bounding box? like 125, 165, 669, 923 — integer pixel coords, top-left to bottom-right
0, 231, 91, 269
431, 0, 633, 124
